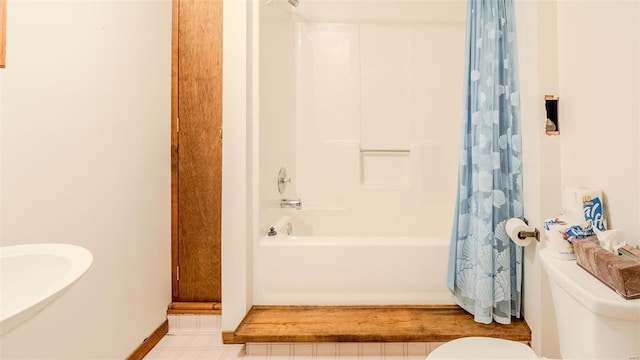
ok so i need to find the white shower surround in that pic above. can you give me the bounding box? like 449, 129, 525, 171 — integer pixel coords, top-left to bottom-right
255, 0, 466, 305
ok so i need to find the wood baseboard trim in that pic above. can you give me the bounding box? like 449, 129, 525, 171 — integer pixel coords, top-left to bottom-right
126, 320, 168, 360
167, 302, 222, 315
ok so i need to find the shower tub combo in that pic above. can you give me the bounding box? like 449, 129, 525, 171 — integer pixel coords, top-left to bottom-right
253, 0, 465, 306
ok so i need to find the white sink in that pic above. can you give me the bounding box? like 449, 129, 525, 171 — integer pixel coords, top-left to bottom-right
0, 243, 93, 335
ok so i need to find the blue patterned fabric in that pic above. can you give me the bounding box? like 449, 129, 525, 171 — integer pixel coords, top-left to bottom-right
446, 0, 524, 325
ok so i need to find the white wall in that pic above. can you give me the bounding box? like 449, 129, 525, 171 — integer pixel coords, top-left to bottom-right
557, 0, 640, 247
222, 0, 251, 333
516, 1, 563, 357
0, 1, 172, 358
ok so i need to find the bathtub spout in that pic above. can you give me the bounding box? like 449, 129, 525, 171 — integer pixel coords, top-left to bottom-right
280, 199, 302, 210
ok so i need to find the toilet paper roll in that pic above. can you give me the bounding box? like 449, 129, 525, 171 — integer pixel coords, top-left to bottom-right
544, 215, 577, 260
506, 218, 534, 247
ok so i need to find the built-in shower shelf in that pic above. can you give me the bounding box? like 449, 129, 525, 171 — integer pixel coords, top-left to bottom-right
223, 305, 531, 344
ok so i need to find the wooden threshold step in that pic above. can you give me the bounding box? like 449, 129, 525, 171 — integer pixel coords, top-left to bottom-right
228, 305, 531, 344
167, 302, 221, 315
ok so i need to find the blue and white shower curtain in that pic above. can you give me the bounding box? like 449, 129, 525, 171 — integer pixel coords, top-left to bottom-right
447, 0, 524, 325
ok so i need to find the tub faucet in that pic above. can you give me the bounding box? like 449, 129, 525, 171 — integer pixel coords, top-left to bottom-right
280, 198, 302, 210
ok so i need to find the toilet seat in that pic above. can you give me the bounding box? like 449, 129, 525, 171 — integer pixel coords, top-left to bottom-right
426, 337, 538, 359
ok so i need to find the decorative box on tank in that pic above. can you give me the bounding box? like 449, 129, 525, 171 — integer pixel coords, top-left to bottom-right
573, 236, 640, 300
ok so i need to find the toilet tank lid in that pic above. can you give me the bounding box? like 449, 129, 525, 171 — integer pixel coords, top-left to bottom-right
539, 248, 640, 320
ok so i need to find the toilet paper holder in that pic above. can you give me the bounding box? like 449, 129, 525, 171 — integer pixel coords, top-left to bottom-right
520, 218, 540, 241
518, 228, 540, 241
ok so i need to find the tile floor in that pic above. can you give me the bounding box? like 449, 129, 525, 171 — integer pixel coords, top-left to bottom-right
142, 333, 245, 360
143, 315, 244, 360
143, 315, 440, 360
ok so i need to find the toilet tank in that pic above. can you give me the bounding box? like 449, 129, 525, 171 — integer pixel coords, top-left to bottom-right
540, 248, 640, 359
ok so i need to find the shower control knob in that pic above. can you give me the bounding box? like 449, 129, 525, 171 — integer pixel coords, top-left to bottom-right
277, 167, 290, 194
268, 227, 277, 236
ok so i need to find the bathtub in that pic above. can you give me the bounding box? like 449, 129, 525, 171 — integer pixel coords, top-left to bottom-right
254, 214, 454, 305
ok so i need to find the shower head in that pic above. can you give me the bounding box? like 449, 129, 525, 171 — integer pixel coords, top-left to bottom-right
288, 0, 299, 7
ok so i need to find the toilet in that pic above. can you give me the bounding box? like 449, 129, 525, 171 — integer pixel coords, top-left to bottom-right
427, 248, 640, 359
